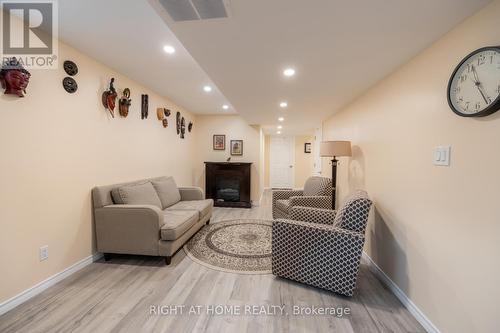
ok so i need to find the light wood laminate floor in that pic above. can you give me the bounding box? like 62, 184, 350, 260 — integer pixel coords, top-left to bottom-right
0, 191, 425, 333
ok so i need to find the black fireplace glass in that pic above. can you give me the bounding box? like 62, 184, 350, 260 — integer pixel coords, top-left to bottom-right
216, 178, 240, 202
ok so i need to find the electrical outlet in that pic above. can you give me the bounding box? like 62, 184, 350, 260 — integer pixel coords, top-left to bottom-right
39, 245, 48, 261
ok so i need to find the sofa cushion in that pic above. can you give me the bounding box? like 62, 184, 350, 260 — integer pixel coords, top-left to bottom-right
166, 199, 213, 218
303, 176, 332, 196
161, 210, 199, 241
276, 199, 291, 213
111, 182, 162, 209
152, 177, 181, 209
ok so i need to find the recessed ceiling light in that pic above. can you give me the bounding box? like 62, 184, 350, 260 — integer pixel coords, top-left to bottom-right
277, 125, 283, 129
283, 68, 295, 77
222, 104, 229, 110
203, 85, 212, 92
163, 45, 175, 54
277, 131, 282, 135
279, 102, 288, 108
278, 117, 284, 122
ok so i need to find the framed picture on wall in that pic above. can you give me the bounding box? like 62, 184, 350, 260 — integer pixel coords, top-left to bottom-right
304, 142, 312, 153
230, 140, 243, 156
213, 135, 226, 150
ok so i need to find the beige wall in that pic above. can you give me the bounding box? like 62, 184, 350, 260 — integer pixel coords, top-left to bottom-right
263, 135, 314, 188
322, 1, 500, 332
193, 115, 262, 203
294, 136, 314, 188
0, 41, 197, 303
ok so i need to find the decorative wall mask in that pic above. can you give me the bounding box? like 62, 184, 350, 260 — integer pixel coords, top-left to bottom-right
176, 112, 181, 134
141, 94, 149, 119
102, 78, 118, 118
162, 118, 168, 128
63, 60, 78, 76
0, 57, 31, 97
180, 117, 186, 139
118, 88, 131, 117
188, 121, 193, 132
156, 108, 165, 120
62, 77, 78, 93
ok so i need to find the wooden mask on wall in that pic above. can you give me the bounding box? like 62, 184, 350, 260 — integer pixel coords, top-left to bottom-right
176, 112, 181, 134
102, 78, 117, 117
118, 88, 131, 117
0, 57, 31, 97
180, 117, 186, 139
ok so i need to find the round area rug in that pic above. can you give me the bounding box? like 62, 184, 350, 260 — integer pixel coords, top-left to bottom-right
184, 219, 273, 274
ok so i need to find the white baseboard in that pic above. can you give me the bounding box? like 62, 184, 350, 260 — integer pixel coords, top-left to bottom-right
362, 252, 440, 333
0, 252, 103, 316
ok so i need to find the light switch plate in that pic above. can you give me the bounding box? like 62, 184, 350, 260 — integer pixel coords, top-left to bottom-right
433, 146, 451, 166
39, 245, 48, 261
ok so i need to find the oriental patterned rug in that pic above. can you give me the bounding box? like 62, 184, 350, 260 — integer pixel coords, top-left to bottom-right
184, 219, 273, 274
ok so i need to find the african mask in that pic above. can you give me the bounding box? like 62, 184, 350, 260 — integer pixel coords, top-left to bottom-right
0, 58, 31, 97
119, 88, 131, 117
176, 112, 181, 135
102, 78, 118, 117
180, 117, 186, 139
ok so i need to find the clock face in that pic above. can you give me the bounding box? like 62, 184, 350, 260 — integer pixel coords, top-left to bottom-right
448, 47, 500, 117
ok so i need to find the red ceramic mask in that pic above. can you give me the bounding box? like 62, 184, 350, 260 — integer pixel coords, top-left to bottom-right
1, 69, 31, 97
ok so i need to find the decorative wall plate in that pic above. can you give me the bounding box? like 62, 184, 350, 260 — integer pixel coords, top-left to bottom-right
63, 60, 78, 76
62, 77, 78, 93
162, 118, 168, 128
164, 109, 171, 117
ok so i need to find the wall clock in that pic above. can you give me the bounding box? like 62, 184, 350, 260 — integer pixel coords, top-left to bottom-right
447, 46, 500, 117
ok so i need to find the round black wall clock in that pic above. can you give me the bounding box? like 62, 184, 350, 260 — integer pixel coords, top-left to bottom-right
447, 46, 500, 117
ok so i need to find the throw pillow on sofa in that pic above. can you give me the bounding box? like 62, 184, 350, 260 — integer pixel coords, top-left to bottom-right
152, 177, 181, 209
111, 182, 162, 209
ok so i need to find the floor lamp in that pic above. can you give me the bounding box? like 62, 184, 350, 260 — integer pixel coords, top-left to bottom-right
320, 141, 352, 209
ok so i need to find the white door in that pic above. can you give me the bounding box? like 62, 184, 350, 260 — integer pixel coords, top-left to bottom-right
313, 126, 322, 175
270, 136, 295, 188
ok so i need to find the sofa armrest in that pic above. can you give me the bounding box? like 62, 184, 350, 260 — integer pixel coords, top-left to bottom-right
94, 204, 163, 256
289, 195, 332, 210
289, 206, 337, 225
178, 187, 204, 201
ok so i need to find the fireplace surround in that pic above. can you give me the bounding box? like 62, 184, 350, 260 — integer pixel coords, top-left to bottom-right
205, 162, 252, 208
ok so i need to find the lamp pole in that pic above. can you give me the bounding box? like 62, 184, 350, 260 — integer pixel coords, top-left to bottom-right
331, 156, 337, 210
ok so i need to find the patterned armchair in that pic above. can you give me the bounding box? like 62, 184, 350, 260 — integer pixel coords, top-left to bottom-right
272, 176, 332, 219
272, 190, 373, 296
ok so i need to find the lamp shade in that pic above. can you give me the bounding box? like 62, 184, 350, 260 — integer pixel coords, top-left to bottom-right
320, 141, 352, 157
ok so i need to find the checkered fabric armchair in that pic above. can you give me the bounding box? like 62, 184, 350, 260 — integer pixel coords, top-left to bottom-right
272, 176, 332, 219
272, 190, 373, 296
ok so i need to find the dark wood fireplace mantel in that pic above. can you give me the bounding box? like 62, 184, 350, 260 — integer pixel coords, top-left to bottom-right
205, 162, 252, 208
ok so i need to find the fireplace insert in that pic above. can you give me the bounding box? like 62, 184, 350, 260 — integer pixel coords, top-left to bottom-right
205, 162, 251, 208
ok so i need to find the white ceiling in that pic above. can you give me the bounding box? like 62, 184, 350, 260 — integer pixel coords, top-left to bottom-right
57, 0, 235, 115
58, 0, 490, 134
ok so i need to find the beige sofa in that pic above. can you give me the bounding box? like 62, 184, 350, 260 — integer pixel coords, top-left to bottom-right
92, 176, 213, 265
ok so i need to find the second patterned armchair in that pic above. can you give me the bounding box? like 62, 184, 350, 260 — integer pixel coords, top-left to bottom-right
272, 190, 373, 296
272, 176, 332, 219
